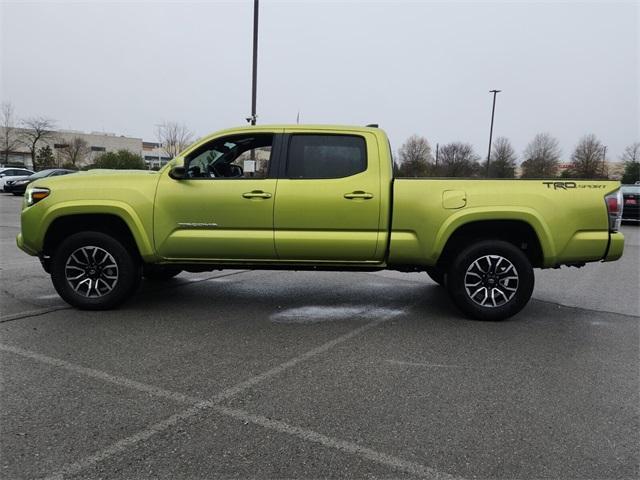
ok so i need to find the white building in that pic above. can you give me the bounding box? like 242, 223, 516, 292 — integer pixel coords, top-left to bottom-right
0, 127, 172, 169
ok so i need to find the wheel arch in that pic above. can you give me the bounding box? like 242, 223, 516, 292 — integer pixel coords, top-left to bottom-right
41, 204, 156, 261
436, 217, 549, 270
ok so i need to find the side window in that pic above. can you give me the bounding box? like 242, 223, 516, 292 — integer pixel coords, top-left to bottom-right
286, 135, 367, 179
185, 134, 273, 179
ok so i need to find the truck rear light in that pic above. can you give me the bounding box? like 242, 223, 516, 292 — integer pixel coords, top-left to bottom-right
605, 189, 622, 232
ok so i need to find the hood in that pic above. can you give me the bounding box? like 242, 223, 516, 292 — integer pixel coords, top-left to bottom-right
30, 169, 160, 192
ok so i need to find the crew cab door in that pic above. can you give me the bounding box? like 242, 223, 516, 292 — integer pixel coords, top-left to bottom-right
154, 131, 282, 261
273, 130, 382, 261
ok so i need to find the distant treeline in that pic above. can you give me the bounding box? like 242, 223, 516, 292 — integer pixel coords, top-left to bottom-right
394, 134, 640, 184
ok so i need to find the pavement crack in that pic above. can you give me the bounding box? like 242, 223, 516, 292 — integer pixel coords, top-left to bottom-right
0, 305, 71, 323
532, 297, 639, 318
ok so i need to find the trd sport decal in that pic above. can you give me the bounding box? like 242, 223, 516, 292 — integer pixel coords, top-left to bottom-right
543, 181, 607, 190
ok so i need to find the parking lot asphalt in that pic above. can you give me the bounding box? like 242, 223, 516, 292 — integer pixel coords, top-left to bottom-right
1, 193, 638, 479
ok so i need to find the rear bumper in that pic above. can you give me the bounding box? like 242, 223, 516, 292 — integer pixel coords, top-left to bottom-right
602, 232, 624, 262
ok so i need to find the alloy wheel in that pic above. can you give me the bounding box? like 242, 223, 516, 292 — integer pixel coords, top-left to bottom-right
64, 246, 119, 298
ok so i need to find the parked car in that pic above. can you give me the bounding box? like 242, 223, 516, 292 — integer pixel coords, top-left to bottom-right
0, 167, 34, 191
6, 169, 75, 195
621, 184, 640, 222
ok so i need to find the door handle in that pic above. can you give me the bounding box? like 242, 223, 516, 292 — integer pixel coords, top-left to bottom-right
242, 190, 272, 199
344, 191, 374, 200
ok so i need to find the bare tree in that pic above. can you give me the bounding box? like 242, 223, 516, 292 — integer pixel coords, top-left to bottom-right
435, 142, 481, 177
20, 117, 57, 169
57, 136, 90, 167
520, 133, 561, 178
1, 102, 20, 164
483, 137, 516, 178
396, 134, 433, 177
566, 134, 607, 179
156, 121, 193, 159
621, 142, 640, 164
621, 142, 640, 184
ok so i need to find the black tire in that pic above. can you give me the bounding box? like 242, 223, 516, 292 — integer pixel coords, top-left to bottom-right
143, 265, 182, 281
12, 192, 22, 196
51, 231, 141, 310
446, 240, 534, 321
425, 266, 446, 286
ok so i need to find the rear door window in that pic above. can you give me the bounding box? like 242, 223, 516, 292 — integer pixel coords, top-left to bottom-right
286, 135, 366, 179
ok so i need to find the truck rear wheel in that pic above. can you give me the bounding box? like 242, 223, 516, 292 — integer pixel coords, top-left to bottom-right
447, 240, 534, 321
50, 231, 141, 310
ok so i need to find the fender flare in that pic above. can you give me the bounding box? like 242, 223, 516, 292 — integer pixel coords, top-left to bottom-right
39, 201, 157, 261
433, 207, 557, 267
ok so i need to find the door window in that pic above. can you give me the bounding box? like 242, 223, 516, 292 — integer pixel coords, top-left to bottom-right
286, 135, 366, 179
185, 134, 273, 179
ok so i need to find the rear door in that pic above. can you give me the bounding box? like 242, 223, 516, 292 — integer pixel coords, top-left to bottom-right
273, 130, 382, 262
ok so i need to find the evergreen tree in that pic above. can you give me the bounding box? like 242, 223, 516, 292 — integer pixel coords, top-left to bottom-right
35, 145, 55, 169
89, 150, 146, 170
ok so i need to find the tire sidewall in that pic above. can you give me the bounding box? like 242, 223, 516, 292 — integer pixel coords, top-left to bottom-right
51, 231, 140, 310
447, 240, 534, 321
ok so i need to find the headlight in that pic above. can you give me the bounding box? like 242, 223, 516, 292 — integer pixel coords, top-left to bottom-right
26, 187, 50, 206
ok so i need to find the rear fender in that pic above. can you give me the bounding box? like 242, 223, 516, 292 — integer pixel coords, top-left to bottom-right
434, 207, 556, 266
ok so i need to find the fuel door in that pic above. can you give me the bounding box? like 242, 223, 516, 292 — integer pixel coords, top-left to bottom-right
442, 190, 467, 209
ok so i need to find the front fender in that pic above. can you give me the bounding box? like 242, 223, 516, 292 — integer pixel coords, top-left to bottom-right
20, 200, 157, 261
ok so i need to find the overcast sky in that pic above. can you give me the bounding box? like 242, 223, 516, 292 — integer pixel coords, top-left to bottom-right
1, 0, 638, 162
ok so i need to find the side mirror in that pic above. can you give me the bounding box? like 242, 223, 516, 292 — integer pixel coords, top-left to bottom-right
0, 174, 5, 178
169, 166, 186, 180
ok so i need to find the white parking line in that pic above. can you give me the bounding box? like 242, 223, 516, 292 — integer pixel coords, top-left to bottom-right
1, 308, 460, 479
0, 343, 199, 404
213, 404, 458, 480
43, 403, 212, 480
212, 311, 402, 402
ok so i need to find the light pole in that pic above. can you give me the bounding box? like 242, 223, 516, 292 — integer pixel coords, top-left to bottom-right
486, 89, 501, 177
248, 0, 259, 126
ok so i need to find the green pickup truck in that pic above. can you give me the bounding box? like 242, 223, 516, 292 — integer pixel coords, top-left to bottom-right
17, 125, 625, 320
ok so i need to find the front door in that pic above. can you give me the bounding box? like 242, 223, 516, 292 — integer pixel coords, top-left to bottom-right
154, 132, 280, 261
274, 131, 382, 262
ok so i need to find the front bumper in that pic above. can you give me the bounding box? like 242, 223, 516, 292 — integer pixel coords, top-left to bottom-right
16, 233, 38, 256
602, 232, 624, 262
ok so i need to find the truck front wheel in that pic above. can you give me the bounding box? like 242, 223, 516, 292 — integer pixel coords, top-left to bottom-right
50, 232, 141, 310
447, 240, 534, 321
